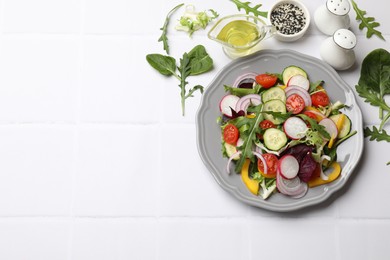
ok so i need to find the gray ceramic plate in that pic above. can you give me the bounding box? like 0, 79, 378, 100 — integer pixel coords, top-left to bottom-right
196, 49, 364, 212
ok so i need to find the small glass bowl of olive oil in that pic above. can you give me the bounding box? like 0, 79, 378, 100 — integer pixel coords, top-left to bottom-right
208, 14, 276, 58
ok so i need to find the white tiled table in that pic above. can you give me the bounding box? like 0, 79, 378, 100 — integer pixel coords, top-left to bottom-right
0, 0, 389, 259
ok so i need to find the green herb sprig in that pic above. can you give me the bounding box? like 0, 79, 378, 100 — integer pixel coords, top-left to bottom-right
158, 3, 184, 54
350, 0, 385, 41
229, 0, 268, 19
356, 48, 390, 165
146, 45, 213, 116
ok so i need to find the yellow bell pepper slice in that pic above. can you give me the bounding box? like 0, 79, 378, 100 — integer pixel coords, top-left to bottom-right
241, 159, 259, 195
308, 161, 341, 188
328, 114, 345, 148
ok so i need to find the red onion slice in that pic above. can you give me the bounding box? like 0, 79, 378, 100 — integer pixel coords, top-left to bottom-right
253, 151, 268, 175
232, 73, 258, 88
226, 151, 242, 175
276, 169, 308, 198
235, 94, 262, 114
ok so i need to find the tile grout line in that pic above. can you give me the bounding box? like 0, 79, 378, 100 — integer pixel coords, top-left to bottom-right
67, 1, 86, 259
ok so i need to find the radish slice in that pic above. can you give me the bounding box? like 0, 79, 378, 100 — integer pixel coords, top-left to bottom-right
232, 73, 258, 88
253, 151, 268, 175
285, 85, 312, 107
219, 94, 240, 118
235, 94, 261, 113
287, 75, 310, 91
278, 155, 299, 179
226, 151, 242, 175
283, 117, 308, 140
276, 169, 308, 198
319, 118, 338, 140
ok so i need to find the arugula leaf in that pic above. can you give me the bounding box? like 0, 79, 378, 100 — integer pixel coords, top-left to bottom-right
224, 84, 261, 96
364, 126, 390, 142
230, 0, 268, 19
234, 105, 264, 172
158, 3, 184, 54
146, 45, 213, 116
350, 0, 385, 40
298, 114, 330, 139
261, 111, 292, 122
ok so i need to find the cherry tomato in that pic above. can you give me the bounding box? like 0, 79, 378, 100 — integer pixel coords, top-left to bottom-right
303, 111, 318, 120
223, 124, 239, 145
286, 94, 305, 114
259, 119, 276, 129
311, 91, 330, 107
255, 74, 278, 88
257, 153, 278, 178
257, 120, 276, 140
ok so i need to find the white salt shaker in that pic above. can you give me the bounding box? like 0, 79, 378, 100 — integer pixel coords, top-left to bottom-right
314, 0, 351, 35
320, 28, 357, 70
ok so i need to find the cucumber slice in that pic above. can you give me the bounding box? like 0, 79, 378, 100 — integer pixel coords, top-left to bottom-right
263, 128, 288, 151
282, 65, 308, 85
262, 86, 286, 103
263, 99, 287, 124
330, 114, 351, 138
224, 142, 240, 160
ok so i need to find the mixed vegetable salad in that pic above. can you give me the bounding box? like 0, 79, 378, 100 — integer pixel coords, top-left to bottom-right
219, 65, 357, 199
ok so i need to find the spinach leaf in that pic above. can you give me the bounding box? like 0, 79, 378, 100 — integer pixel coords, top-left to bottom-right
187, 45, 214, 75
146, 54, 177, 76
358, 48, 390, 98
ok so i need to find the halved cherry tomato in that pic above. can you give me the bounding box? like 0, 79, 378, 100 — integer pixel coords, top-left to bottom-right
260, 119, 276, 129
257, 153, 278, 178
223, 124, 239, 145
257, 119, 276, 140
255, 74, 278, 89
311, 91, 330, 107
286, 94, 305, 114
303, 111, 318, 120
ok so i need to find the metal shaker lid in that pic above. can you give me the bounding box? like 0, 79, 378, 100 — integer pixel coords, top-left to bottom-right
326, 0, 350, 16
333, 29, 357, 49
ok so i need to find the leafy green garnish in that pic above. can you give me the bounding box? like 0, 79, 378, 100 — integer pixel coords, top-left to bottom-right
229, 0, 268, 18
146, 45, 213, 116
350, 0, 385, 40
356, 48, 390, 126
297, 114, 331, 139
224, 84, 261, 96
232, 105, 264, 172
364, 126, 390, 142
158, 3, 184, 54
176, 6, 219, 36
356, 48, 390, 165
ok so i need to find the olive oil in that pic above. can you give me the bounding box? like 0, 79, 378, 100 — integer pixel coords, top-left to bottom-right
216, 20, 260, 47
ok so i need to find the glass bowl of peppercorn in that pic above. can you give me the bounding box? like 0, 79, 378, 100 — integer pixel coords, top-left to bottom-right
268, 0, 310, 42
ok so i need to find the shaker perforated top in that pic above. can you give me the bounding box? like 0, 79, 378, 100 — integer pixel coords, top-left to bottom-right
326, 0, 350, 16
333, 29, 356, 49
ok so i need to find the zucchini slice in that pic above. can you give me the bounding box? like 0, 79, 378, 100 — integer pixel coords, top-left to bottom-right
282, 65, 308, 85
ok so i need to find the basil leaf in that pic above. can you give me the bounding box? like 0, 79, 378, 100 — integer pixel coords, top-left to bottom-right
146, 54, 177, 76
